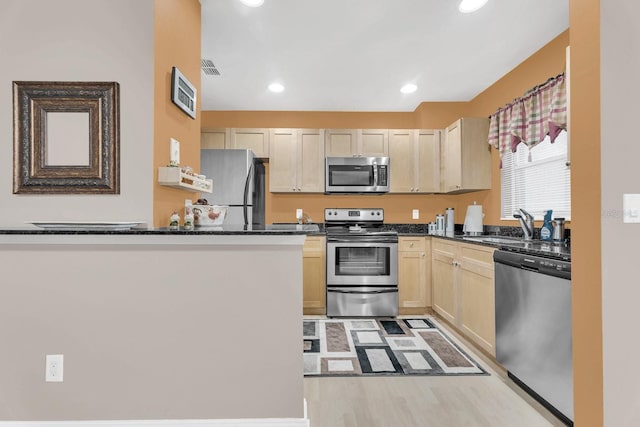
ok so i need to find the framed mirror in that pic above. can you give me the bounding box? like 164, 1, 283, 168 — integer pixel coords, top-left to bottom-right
13, 81, 120, 194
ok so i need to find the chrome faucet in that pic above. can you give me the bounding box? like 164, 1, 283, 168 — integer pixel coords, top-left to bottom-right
513, 208, 535, 241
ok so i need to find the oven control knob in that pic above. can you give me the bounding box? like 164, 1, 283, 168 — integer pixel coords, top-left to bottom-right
376, 212, 381, 216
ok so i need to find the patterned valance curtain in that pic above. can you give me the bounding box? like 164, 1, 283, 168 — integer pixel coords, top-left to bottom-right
488, 73, 567, 165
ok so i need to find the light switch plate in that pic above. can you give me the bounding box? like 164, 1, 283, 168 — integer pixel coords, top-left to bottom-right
412, 209, 419, 220
623, 194, 640, 223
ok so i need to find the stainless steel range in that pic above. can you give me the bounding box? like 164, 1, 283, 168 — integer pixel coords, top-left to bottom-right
324, 208, 398, 317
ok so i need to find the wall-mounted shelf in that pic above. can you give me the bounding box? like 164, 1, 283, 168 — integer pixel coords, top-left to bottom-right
158, 167, 212, 193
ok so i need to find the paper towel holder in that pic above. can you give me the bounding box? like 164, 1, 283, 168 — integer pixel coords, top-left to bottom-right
463, 202, 484, 236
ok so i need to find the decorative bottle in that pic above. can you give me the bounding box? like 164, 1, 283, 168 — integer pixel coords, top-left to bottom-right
540, 210, 553, 241
169, 211, 180, 230
184, 199, 194, 230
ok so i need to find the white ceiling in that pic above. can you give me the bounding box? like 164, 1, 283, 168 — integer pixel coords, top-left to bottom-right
200, 0, 569, 112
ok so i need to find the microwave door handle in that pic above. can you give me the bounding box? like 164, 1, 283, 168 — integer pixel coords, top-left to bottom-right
373, 161, 378, 186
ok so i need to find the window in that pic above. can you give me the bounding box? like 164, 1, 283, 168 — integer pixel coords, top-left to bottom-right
501, 130, 570, 220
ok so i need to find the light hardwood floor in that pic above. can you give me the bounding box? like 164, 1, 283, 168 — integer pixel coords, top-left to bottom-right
304, 316, 567, 427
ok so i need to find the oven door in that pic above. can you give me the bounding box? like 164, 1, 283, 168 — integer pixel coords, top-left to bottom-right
326, 240, 398, 286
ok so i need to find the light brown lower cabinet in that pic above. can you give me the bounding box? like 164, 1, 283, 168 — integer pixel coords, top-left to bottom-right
431, 239, 457, 324
303, 236, 326, 315
432, 238, 496, 355
398, 236, 432, 315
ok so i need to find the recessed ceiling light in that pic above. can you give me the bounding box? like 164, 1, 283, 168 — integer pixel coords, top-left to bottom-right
458, 0, 488, 13
239, 0, 264, 7
400, 83, 417, 94
268, 83, 284, 93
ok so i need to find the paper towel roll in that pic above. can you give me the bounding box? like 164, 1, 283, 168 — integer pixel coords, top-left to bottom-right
463, 204, 484, 235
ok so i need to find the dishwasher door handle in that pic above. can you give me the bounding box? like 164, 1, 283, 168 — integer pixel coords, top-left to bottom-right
520, 264, 539, 273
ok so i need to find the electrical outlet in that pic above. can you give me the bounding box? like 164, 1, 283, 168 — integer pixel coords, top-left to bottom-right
45, 354, 64, 382
169, 138, 180, 166
296, 209, 303, 220
412, 209, 419, 220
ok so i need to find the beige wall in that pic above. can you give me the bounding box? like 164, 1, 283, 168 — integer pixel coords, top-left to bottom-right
0, 0, 155, 227
599, 0, 640, 425
0, 236, 305, 421
153, 0, 202, 227
201, 31, 569, 227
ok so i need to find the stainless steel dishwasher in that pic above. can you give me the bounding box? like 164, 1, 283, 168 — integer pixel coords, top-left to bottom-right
494, 249, 573, 426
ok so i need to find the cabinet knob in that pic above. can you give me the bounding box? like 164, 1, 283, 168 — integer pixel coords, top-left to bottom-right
410, 242, 414, 247
421, 252, 425, 257
416, 188, 419, 191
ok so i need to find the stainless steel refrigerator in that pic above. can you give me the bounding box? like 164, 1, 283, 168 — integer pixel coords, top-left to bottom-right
200, 149, 265, 226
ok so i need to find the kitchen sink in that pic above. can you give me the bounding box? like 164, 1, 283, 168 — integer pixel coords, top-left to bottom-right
462, 236, 524, 243
462, 236, 525, 245
461, 235, 571, 260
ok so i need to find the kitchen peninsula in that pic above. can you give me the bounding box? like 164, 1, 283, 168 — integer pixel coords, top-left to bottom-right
0, 225, 316, 424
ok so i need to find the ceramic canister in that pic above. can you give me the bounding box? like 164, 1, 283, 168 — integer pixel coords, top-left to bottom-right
435, 214, 445, 236
445, 208, 455, 237
428, 222, 436, 235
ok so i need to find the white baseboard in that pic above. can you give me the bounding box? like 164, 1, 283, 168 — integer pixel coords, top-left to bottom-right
0, 418, 309, 427
1, 399, 310, 427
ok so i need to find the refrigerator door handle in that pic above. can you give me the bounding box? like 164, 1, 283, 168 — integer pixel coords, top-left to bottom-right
243, 163, 254, 226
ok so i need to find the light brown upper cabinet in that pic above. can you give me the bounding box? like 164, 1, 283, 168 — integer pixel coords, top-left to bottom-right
201, 128, 230, 149
389, 129, 441, 193
325, 129, 389, 157
269, 128, 325, 193
442, 118, 491, 193
230, 128, 270, 158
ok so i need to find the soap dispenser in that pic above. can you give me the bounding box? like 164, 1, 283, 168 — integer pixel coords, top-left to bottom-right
540, 210, 553, 241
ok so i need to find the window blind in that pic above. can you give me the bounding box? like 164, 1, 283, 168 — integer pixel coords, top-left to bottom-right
501, 130, 571, 220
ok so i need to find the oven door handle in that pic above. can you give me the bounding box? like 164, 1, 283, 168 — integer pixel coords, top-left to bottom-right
327, 287, 398, 294
327, 237, 398, 244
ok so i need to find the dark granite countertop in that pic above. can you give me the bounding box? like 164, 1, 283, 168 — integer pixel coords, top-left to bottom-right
0, 223, 319, 236
431, 233, 571, 261
384, 223, 571, 261
2, 221, 569, 260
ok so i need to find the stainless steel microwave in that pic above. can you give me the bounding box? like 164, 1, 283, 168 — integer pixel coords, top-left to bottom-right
325, 157, 390, 194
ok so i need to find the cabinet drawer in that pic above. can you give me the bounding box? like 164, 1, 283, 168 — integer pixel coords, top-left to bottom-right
460, 243, 495, 264
399, 237, 425, 252
304, 236, 325, 252
432, 238, 457, 255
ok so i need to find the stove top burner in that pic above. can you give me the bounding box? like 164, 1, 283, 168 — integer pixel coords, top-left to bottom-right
324, 208, 396, 240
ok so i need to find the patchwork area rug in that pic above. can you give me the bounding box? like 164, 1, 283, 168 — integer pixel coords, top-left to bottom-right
303, 317, 487, 377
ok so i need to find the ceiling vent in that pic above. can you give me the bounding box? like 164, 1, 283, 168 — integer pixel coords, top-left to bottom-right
201, 59, 220, 76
